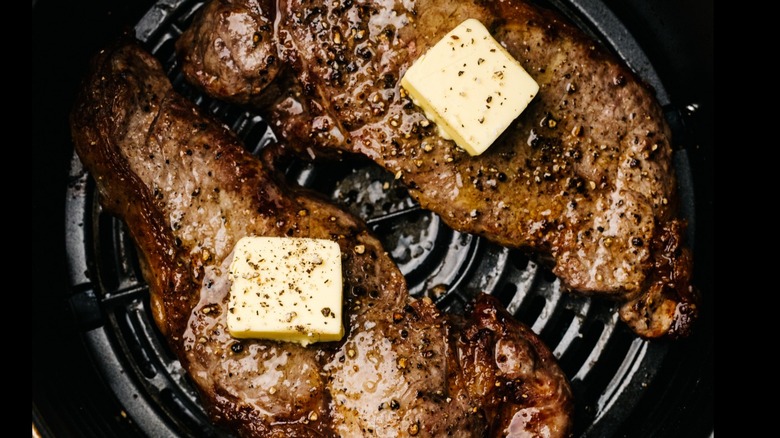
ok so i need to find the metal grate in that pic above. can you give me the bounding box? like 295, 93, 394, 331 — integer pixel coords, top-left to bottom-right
64, 0, 696, 436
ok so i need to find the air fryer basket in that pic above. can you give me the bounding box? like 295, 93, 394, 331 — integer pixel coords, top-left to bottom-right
32, 0, 713, 436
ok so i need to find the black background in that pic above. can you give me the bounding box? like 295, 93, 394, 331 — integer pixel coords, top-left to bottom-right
32, 0, 713, 436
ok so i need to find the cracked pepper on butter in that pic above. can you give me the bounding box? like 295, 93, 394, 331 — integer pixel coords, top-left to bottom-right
400, 18, 539, 156
227, 236, 344, 346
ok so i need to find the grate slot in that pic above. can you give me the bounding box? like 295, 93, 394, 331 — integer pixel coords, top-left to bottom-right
457, 243, 511, 300
537, 304, 578, 355
437, 289, 472, 315
494, 283, 518, 308
503, 260, 540, 315
552, 296, 592, 359
113, 304, 159, 380
158, 388, 227, 437
530, 278, 564, 334
149, 31, 179, 71
101, 283, 149, 307
92, 207, 121, 293
559, 316, 607, 379
514, 293, 547, 327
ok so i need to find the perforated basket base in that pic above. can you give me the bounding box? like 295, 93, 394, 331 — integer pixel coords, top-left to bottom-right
33, 0, 713, 436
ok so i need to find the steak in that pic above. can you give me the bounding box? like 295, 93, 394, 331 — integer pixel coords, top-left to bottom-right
70, 38, 573, 437
176, 0, 699, 339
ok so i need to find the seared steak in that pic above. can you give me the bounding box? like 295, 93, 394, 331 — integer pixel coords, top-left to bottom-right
70, 39, 573, 437
176, 0, 699, 339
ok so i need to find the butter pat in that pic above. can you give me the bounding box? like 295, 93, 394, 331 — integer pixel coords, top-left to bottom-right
400, 18, 539, 156
227, 236, 344, 346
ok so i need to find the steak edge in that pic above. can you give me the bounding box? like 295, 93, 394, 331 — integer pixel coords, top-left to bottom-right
70, 38, 573, 437
176, 0, 700, 339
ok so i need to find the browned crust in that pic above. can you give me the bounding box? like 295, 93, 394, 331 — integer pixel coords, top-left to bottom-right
176, 0, 699, 339
70, 37, 573, 437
